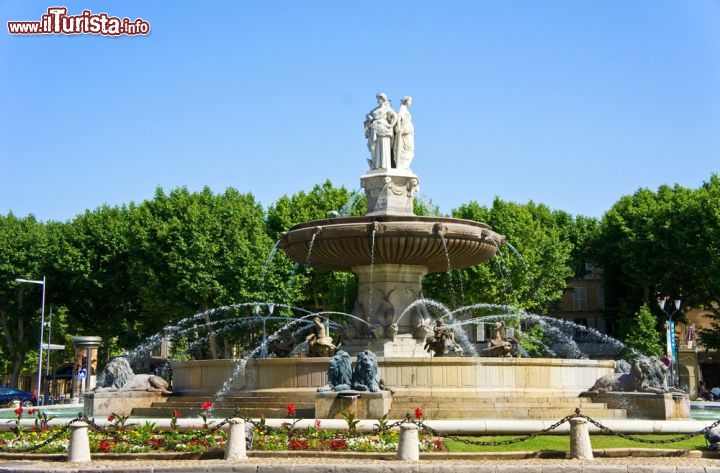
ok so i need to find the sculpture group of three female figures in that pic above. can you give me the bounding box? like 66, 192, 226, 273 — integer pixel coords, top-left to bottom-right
363, 93, 415, 171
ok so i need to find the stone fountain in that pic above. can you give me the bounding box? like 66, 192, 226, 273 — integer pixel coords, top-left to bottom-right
163, 94, 642, 420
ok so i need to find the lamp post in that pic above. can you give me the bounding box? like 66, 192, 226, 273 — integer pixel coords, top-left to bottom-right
15, 277, 46, 405
658, 297, 681, 388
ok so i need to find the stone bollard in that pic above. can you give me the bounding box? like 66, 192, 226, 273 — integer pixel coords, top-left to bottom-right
68, 421, 92, 463
569, 418, 594, 460
397, 423, 420, 461
224, 418, 248, 461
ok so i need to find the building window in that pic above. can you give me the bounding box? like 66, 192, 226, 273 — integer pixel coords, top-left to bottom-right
573, 286, 587, 310
584, 262, 604, 280
597, 287, 605, 310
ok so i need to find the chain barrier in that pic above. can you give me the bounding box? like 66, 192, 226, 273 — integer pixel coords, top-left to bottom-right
3, 408, 720, 452
406, 413, 576, 446
575, 409, 720, 445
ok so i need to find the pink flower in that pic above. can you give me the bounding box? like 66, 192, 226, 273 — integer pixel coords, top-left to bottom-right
414, 407, 423, 419
314, 418, 321, 429
287, 403, 296, 417
200, 401, 213, 411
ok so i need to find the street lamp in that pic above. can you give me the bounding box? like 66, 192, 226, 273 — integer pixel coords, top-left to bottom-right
15, 277, 46, 405
658, 297, 681, 388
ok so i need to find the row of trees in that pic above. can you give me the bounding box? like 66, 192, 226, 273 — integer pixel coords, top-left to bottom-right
2, 175, 719, 385
594, 174, 720, 349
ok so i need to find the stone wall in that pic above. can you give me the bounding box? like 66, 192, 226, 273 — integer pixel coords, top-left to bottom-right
172, 357, 614, 396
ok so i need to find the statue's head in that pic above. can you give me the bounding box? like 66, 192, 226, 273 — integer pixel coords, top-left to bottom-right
401, 96, 412, 106
376, 92, 388, 105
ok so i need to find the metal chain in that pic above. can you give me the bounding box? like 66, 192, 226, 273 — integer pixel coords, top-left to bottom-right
577, 411, 720, 445
406, 413, 575, 446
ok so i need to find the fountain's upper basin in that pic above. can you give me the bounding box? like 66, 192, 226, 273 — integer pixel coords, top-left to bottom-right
280, 215, 505, 272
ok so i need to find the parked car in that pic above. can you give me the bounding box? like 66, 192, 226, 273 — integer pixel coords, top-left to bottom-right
0, 386, 36, 407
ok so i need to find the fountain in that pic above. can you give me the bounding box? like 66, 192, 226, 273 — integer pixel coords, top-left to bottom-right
120, 93, 688, 421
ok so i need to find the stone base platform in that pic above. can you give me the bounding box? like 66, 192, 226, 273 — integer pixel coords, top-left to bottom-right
315, 391, 393, 419
580, 391, 691, 420
84, 391, 170, 418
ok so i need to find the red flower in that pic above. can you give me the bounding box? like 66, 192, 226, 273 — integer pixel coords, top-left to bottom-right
287, 403, 296, 417
200, 401, 213, 411
98, 439, 113, 452
172, 410, 182, 418
289, 439, 308, 450
107, 415, 115, 422
414, 407, 423, 419
14, 407, 23, 416
27, 408, 37, 415
328, 438, 347, 450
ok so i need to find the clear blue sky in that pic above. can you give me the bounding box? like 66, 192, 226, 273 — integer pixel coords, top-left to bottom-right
1, 1, 719, 221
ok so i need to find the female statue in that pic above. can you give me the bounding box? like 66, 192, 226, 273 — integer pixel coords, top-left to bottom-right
364, 93, 396, 170
393, 96, 414, 170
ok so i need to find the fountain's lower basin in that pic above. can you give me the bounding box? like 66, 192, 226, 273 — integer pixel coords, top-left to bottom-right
171, 357, 613, 396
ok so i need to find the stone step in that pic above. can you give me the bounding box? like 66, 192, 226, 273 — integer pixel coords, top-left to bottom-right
391, 396, 590, 403
390, 401, 607, 409
387, 407, 626, 420
131, 406, 314, 418
152, 401, 315, 409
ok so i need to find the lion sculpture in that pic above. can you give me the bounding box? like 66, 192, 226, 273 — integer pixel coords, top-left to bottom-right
351, 350, 382, 392
94, 357, 171, 394
586, 356, 681, 395
317, 350, 353, 392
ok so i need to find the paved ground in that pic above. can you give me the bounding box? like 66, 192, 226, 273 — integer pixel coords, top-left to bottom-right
1, 456, 720, 473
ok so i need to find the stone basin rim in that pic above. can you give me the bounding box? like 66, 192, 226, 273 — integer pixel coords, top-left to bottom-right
281, 215, 500, 233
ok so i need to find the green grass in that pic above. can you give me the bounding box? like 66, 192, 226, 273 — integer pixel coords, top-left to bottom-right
444, 434, 709, 452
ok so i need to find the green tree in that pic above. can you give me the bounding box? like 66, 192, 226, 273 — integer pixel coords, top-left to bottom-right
596, 174, 720, 340
423, 198, 573, 313
0, 213, 49, 387
623, 304, 663, 357
129, 187, 288, 358
49, 205, 140, 360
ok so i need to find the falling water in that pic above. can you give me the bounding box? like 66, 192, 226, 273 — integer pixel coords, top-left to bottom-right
415, 193, 440, 216
438, 232, 457, 305
338, 189, 363, 216
367, 225, 377, 317
305, 232, 318, 267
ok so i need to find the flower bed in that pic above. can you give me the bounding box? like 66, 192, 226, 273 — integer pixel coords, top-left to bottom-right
0, 403, 445, 454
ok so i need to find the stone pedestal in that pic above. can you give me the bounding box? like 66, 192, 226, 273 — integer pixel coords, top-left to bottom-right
360, 169, 419, 217
345, 264, 431, 357
84, 391, 169, 418
581, 392, 691, 420
68, 421, 91, 463
224, 418, 248, 461
569, 418, 594, 460
315, 390, 393, 419
397, 423, 420, 461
